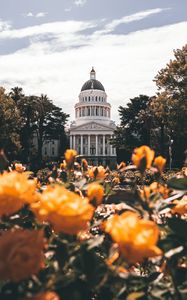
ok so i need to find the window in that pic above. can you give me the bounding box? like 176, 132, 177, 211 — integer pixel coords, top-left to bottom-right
100, 148, 103, 155
52, 147, 55, 156
44, 148, 47, 155
96, 96, 97, 101
89, 96, 90, 101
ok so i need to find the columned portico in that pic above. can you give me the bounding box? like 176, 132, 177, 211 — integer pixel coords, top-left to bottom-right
70, 68, 116, 166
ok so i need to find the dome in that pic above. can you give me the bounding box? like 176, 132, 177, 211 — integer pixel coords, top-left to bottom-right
81, 79, 105, 92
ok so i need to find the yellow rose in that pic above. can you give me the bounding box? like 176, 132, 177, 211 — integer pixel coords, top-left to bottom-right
0, 229, 44, 282
0, 171, 38, 217
87, 183, 104, 206
171, 196, 187, 215
104, 212, 162, 264
64, 149, 77, 168
154, 156, 166, 173
31, 185, 94, 234
88, 166, 106, 180
132, 146, 155, 172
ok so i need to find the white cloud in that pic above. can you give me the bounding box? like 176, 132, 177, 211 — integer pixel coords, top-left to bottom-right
74, 0, 87, 7
0, 19, 11, 31
0, 16, 186, 123
0, 20, 96, 40
36, 12, 48, 18
26, 12, 34, 17
65, 7, 72, 12
24, 12, 48, 18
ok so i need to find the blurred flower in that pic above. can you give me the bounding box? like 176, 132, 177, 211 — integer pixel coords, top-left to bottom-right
0, 229, 44, 282
132, 146, 155, 172
87, 183, 104, 206
154, 156, 166, 173
14, 163, 26, 173
0, 171, 38, 217
60, 160, 67, 170
82, 158, 88, 171
117, 161, 126, 170
31, 185, 94, 234
104, 211, 162, 264
88, 166, 106, 180
24, 291, 59, 300
64, 149, 77, 168
140, 182, 169, 200
171, 196, 187, 215
112, 176, 120, 185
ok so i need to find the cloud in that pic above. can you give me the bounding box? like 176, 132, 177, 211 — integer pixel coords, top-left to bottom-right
0, 19, 11, 31
25, 12, 48, 18
94, 8, 170, 36
0, 14, 186, 123
0, 20, 96, 40
74, 0, 87, 7
65, 7, 72, 12
36, 12, 48, 18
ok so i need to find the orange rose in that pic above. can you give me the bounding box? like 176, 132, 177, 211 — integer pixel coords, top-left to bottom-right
31, 185, 94, 234
154, 156, 166, 173
104, 212, 162, 264
140, 182, 169, 200
24, 291, 59, 300
0, 229, 44, 282
82, 158, 88, 171
64, 149, 77, 168
88, 166, 106, 180
171, 196, 187, 215
0, 171, 38, 217
87, 183, 104, 206
14, 163, 26, 173
132, 146, 155, 172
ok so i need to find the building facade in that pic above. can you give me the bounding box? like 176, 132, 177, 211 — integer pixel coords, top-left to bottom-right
70, 68, 116, 166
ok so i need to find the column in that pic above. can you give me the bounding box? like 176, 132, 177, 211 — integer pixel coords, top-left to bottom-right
96, 135, 98, 156
102, 135, 105, 156
88, 135, 90, 156
73, 135, 76, 150
110, 135, 113, 156
81, 135, 83, 155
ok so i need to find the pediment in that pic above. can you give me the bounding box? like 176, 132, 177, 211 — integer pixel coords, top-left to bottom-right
71, 122, 115, 131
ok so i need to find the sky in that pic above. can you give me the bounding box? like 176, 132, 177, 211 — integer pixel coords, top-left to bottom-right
0, 0, 186, 123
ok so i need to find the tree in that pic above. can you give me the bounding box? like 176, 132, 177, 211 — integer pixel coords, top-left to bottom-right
152, 44, 187, 166
0, 87, 21, 158
112, 95, 152, 161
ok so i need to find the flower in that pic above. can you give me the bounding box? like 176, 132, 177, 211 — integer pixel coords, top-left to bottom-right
140, 182, 169, 200
60, 160, 66, 170
64, 149, 77, 168
82, 158, 88, 171
14, 163, 26, 173
88, 166, 106, 180
0, 171, 38, 217
87, 183, 104, 205
117, 162, 126, 170
171, 196, 187, 215
104, 212, 162, 264
132, 146, 155, 172
31, 185, 94, 234
0, 229, 44, 282
24, 291, 59, 300
154, 156, 166, 173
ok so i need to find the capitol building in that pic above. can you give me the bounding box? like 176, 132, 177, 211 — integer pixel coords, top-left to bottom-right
70, 68, 116, 166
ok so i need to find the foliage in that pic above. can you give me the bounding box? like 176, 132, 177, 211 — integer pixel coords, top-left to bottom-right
0, 147, 186, 300
0, 87, 21, 157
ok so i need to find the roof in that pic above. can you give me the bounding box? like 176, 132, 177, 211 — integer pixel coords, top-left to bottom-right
81, 79, 105, 92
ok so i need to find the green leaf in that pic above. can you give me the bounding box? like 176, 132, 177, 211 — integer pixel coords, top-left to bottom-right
167, 177, 187, 190
167, 217, 187, 239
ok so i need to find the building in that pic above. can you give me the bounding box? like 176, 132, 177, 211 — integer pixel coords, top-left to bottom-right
70, 68, 116, 166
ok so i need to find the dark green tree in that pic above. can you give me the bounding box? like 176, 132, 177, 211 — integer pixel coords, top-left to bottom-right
152, 44, 187, 166
112, 95, 152, 161
0, 87, 21, 158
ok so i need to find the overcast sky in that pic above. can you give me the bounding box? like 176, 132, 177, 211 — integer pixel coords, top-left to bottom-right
0, 0, 186, 123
